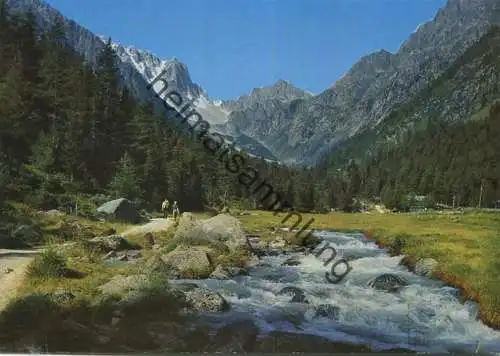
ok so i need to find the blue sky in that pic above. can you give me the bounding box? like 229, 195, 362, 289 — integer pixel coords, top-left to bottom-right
45, 0, 446, 100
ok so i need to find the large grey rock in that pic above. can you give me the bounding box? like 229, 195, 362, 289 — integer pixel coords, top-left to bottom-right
88, 234, 137, 252
161, 246, 213, 278
173, 213, 249, 252
201, 214, 249, 251
96, 198, 141, 224
12, 224, 42, 242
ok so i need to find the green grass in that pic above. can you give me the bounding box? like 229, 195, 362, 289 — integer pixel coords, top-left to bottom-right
240, 209, 500, 329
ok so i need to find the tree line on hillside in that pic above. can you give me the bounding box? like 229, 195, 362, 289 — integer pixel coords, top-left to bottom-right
1, 1, 498, 216
319, 101, 500, 210
0, 2, 335, 214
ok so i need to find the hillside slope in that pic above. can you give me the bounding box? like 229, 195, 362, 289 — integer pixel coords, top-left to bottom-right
324, 25, 500, 165
226, 0, 500, 164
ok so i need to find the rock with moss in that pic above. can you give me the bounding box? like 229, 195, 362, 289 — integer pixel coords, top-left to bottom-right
146, 321, 197, 350
161, 246, 213, 279
88, 235, 139, 253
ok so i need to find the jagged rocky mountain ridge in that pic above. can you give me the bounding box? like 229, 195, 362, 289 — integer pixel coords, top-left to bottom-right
329, 24, 500, 163
6, 0, 500, 165
226, 0, 500, 165
118, 0, 500, 165
4, 0, 279, 162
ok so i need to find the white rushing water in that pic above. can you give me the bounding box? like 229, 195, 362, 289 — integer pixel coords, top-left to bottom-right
171, 231, 500, 353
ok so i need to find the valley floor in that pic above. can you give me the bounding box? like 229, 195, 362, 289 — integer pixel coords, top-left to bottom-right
1, 206, 499, 353
239, 209, 500, 329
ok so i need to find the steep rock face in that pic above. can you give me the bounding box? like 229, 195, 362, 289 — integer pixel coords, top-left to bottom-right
223, 0, 500, 164
378, 26, 500, 139
7, 0, 500, 165
4, 0, 277, 161
323, 25, 500, 164
223, 79, 312, 112
111, 44, 205, 101
215, 81, 312, 165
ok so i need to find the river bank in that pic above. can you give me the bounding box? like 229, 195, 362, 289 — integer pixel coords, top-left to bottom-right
238, 210, 500, 331
1, 206, 499, 353
0, 207, 378, 353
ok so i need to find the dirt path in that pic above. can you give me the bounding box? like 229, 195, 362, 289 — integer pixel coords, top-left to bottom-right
0, 249, 41, 312
121, 218, 175, 237
0, 218, 174, 312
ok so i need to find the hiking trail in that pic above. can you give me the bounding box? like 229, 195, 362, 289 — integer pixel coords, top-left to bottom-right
121, 218, 174, 237
0, 249, 41, 312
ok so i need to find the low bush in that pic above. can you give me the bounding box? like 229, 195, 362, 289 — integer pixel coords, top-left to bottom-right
26, 249, 69, 278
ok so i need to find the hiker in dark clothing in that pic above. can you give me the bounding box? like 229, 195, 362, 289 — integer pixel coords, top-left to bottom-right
172, 201, 180, 220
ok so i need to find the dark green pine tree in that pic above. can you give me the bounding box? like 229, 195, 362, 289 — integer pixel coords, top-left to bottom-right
108, 152, 142, 200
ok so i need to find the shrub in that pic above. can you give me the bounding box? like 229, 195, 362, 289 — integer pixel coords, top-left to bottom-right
26, 249, 69, 278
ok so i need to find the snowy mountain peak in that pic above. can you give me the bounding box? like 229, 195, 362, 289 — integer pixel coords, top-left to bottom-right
101, 39, 206, 101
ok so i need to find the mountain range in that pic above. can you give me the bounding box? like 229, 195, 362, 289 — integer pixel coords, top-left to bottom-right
5, 0, 500, 166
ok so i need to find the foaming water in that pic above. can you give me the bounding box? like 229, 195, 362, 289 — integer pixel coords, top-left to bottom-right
171, 231, 500, 353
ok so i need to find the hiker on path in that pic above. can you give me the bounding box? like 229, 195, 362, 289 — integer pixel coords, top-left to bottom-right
161, 198, 170, 218
172, 201, 180, 220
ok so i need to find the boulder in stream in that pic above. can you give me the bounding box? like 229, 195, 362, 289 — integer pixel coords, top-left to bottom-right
367, 273, 408, 292
277, 286, 305, 297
